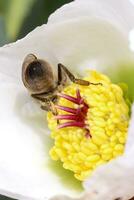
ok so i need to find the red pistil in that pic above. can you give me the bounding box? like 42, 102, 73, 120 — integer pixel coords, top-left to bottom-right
55, 114, 80, 121
58, 121, 86, 129
55, 105, 77, 114
55, 89, 91, 137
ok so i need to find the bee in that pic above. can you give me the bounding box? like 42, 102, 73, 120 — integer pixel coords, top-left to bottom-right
22, 54, 101, 114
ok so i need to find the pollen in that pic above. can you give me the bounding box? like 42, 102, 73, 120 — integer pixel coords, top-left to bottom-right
47, 71, 129, 181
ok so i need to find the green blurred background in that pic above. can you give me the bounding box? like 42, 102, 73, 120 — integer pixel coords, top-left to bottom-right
0, 1, 73, 199
0, 0, 73, 46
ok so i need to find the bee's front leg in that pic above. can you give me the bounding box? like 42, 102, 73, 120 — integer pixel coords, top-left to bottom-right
41, 101, 59, 124
58, 63, 102, 86
31, 94, 59, 123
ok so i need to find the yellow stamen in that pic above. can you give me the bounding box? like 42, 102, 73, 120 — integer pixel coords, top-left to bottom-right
47, 71, 129, 181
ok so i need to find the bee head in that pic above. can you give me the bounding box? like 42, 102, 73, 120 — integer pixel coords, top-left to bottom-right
22, 54, 56, 94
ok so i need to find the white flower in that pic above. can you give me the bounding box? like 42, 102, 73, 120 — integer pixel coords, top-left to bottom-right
0, 0, 134, 200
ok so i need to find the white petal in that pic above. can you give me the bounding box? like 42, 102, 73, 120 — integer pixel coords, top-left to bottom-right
1, 20, 131, 79
48, 0, 134, 73
125, 104, 134, 153
47, 18, 131, 75
129, 29, 134, 52
0, 73, 82, 199
49, 0, 134, 32
0, 0, 134, 199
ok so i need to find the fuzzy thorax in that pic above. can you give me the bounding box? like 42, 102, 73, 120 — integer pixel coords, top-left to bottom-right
47, 71, 129, 181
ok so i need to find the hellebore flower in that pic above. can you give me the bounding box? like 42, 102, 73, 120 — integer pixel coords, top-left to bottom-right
0, 0, 134, 200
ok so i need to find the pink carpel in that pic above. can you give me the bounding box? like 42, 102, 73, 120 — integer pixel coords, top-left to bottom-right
55, 89, 91, 138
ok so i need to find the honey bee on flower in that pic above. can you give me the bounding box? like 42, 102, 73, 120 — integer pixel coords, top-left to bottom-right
20, 49, 132, 200
22, 55, 129, 181
1, 0, 134, 199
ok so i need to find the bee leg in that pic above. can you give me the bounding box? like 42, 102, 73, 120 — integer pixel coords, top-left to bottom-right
41, 104, 59, 124
49, 101, 59, 124
31, 94, 49, 102
40, 105, 50, 112
58, 63, 102, 86
31, 94, 59, 124
49, 101, 57, 115
31, 93, 54, 112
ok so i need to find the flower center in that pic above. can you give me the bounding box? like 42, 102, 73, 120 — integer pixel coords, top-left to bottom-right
47, 71, 129, 181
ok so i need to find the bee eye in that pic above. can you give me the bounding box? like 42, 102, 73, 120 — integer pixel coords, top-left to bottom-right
27, 61, 44, 80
